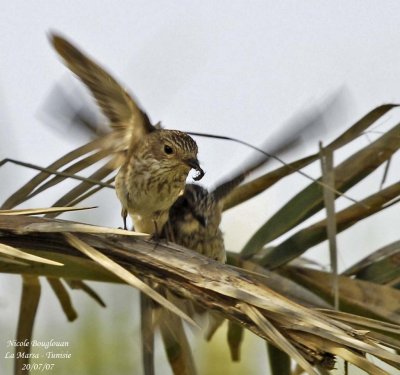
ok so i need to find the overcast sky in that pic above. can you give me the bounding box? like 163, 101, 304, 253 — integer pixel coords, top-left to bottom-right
1, 2, 399, 373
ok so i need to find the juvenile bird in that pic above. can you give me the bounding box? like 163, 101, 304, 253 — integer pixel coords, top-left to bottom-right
50, 34, 204, 234
164, 184, 226, 262
163, 140, 274, 263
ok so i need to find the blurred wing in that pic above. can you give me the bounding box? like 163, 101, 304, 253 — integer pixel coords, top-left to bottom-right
211, 138, 297, 203
50, 33, 155, 141
212, 91, 347, 203
39, 82, 108, 139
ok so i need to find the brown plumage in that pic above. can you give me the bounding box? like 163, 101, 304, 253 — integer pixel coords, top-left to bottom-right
50, 33, 204, 234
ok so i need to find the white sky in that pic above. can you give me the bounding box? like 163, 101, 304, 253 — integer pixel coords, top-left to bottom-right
0, 2, 399, 374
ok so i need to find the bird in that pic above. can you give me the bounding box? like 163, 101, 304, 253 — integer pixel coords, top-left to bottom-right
158, 180, 247, 365
50, 33, 206, 375
164, 183, 226, 262
115, 130, 203, 234
50, 33, 204, 234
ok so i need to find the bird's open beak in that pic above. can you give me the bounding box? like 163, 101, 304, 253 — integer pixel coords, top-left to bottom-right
194, 213, 207, 227
185, 158, 205, 181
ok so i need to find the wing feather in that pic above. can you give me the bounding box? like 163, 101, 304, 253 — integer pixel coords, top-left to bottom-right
50, 33, 154, 139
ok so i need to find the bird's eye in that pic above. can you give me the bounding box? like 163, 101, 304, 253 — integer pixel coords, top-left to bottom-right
164, 145, 174, 154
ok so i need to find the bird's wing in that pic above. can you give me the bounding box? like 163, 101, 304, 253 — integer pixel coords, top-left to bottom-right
212, 90, 348, 205
50, 33, 155, 142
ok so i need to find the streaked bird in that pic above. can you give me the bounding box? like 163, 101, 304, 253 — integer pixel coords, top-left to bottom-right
50, 33, 205, 375
50, 33, 204, 234
164, 184, 226, 262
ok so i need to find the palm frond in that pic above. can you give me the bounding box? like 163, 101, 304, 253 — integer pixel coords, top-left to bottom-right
0, 213, 399, 374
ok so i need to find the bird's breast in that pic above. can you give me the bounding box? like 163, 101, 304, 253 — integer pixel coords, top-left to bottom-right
119, 156, 189, 217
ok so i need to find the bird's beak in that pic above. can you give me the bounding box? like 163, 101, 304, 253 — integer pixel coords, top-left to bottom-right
185, 158, 205, 181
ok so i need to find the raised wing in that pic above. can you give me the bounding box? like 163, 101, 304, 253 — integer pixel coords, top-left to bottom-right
50, 33, 155, 140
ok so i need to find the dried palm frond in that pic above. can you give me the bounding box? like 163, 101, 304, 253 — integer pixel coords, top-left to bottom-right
0, 214, 399, 375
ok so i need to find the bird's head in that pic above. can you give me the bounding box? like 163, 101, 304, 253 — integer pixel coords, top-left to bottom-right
148, 130, 204, 180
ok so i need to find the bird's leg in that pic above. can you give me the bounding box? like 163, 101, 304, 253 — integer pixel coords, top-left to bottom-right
121, 208, 128, 230
153, 220, 159, 239
150, 219, 161, 249
150, 212, 168, 247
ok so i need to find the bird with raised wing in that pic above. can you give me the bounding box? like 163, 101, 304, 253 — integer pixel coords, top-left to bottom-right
51, 34, 204, 234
